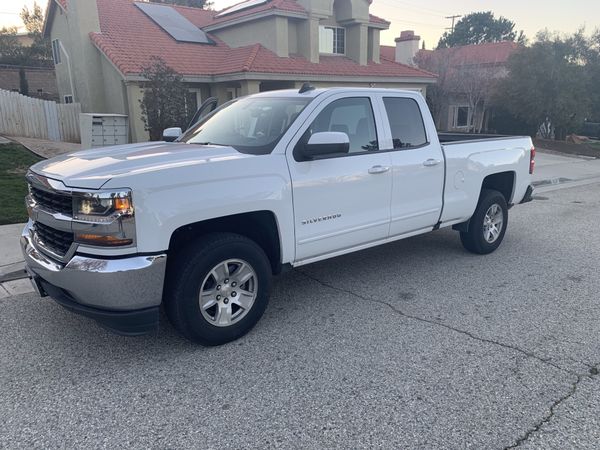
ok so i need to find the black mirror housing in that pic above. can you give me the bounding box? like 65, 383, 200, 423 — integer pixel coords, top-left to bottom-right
296, 131, 350, 161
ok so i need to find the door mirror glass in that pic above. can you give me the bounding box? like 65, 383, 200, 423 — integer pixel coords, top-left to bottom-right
299, 131, 349, 160
162, 127, 182, 142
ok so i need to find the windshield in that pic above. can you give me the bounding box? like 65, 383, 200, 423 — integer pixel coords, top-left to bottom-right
180, 96, 312, 154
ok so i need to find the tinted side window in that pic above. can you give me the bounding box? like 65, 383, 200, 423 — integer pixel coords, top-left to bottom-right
308, 97, 378, 153
383, 97, 428, 149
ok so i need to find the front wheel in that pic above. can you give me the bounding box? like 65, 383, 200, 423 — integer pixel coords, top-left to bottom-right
460, 189, 508, 254
165, 233, 272, 345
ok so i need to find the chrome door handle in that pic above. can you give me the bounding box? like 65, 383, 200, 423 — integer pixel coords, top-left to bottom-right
368, 165, 390, 174
423, 159, 441, 167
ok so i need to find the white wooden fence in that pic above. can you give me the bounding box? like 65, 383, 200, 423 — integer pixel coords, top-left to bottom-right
0, 89, 81, 143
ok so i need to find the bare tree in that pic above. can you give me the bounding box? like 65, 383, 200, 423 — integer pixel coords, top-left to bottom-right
415, 50, 452, 128
448, 63, 496, 132
417, 47, 504, 133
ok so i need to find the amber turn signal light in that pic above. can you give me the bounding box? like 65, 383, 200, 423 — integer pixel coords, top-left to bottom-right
114, 197, 132, 213
75, 234, 133, 247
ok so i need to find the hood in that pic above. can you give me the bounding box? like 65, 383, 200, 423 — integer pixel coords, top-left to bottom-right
30, 142, 253, 189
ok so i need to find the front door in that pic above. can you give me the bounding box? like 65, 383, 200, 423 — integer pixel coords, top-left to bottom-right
286, 94, 392, 262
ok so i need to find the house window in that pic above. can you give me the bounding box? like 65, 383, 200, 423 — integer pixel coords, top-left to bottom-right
319, 26, 345, 55
453, 106, 471, 128
226, 87, 240, 101
64, 95, 73, 104
51, 39, 61, 64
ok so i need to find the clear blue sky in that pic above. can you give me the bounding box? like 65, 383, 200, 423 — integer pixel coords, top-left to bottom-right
2, 0, 597, 49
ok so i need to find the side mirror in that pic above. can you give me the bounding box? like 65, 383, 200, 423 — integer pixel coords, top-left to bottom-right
162, 127, 182, 142
298, 132, 349, 160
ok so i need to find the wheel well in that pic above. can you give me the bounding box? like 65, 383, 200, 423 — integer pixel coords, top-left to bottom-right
453, 171, 515, 233
168, 211, 282, 274
481, 171, 515, 203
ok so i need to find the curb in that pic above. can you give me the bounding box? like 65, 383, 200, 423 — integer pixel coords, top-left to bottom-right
0, 268, 28, 283
533, 175, 600, 194
0, 261, 27, 283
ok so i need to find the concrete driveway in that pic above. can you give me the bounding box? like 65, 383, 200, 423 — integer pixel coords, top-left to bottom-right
2, 181, 600, 448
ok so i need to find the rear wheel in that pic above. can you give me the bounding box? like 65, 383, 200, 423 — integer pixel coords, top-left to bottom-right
165, 233, 272, 345
460, 189, 508, 254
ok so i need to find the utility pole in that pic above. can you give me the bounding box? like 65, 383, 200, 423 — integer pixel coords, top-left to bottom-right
445, 15, 462, 32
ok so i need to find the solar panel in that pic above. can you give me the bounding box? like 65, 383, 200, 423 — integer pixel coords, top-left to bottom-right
135, 2, 214, 44
214, 0, 268, 18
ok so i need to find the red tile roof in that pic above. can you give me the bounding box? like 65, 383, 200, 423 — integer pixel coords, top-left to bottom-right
209, 0, 307, 26
382, 41, 520, 67
208, 0, 388, 27
89, 0, 435, 80
56, 0, 67, 9
245, 47, 434, 78
368, 13, 389, 26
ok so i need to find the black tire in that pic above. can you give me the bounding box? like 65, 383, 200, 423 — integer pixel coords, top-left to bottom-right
460, 189, 508, 255
165, 232, 272, 345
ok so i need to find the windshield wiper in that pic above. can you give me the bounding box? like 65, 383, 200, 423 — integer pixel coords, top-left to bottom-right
194, 141, 225, 146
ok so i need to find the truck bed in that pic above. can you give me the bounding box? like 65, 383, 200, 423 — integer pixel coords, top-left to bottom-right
438, 132, 517, 144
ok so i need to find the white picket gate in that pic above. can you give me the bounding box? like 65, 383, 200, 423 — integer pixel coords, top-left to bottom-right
0, 89, 81, 143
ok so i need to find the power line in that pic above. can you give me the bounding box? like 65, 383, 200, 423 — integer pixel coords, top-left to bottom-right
380, 16, 446, 29
375, 0, 449, 18
391, 0, 452, 16
445, 14, 462, 32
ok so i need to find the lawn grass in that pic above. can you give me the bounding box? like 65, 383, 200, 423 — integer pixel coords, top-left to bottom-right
0, 143, 42, 225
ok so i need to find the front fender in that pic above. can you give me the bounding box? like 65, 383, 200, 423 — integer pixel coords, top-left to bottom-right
102, 155, 295, 264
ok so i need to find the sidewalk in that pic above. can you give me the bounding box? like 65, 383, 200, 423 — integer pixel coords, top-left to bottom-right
7, 136, 80, 158
533, 149, 600, 192
0, 223, 33, 298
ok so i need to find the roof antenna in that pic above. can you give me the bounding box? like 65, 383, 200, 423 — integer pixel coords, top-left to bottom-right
298, 82, 315, 94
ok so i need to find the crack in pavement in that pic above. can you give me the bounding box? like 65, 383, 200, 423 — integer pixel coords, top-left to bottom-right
297, 270, 599, 448
297, 270, 572, 376
505, 379, 580, 448
505, 366, 599, 449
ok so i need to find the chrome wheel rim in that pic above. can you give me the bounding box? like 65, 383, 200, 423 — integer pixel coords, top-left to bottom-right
483, 203, 504, 243
199, 259, 257, 327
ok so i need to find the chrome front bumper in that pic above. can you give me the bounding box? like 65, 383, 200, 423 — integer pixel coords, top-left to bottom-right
21, 221, 167, 312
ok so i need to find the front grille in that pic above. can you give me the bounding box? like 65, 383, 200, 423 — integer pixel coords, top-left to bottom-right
34, 222, 74, 257
30, 185, 72, 216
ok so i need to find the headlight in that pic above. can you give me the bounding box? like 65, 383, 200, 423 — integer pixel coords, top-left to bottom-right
72, 190, 135, 247
73, 191, 133, 223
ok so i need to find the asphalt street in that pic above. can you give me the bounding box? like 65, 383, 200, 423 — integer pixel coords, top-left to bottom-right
2, 182, 600, 449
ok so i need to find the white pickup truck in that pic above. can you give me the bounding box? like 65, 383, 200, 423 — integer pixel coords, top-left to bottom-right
22, 87, 534, 345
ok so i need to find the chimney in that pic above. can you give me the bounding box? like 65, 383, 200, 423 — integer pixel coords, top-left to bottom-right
395, 30, 420, 66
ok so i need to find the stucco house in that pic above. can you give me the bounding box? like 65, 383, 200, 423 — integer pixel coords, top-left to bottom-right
381, 33, 519, 132
43, 0, 437, 142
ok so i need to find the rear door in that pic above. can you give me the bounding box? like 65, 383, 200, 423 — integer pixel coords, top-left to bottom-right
376, 94, 445, 236
286, 93, 392, 262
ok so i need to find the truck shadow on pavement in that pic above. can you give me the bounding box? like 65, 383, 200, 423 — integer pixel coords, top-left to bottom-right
19, 227, 477, 352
